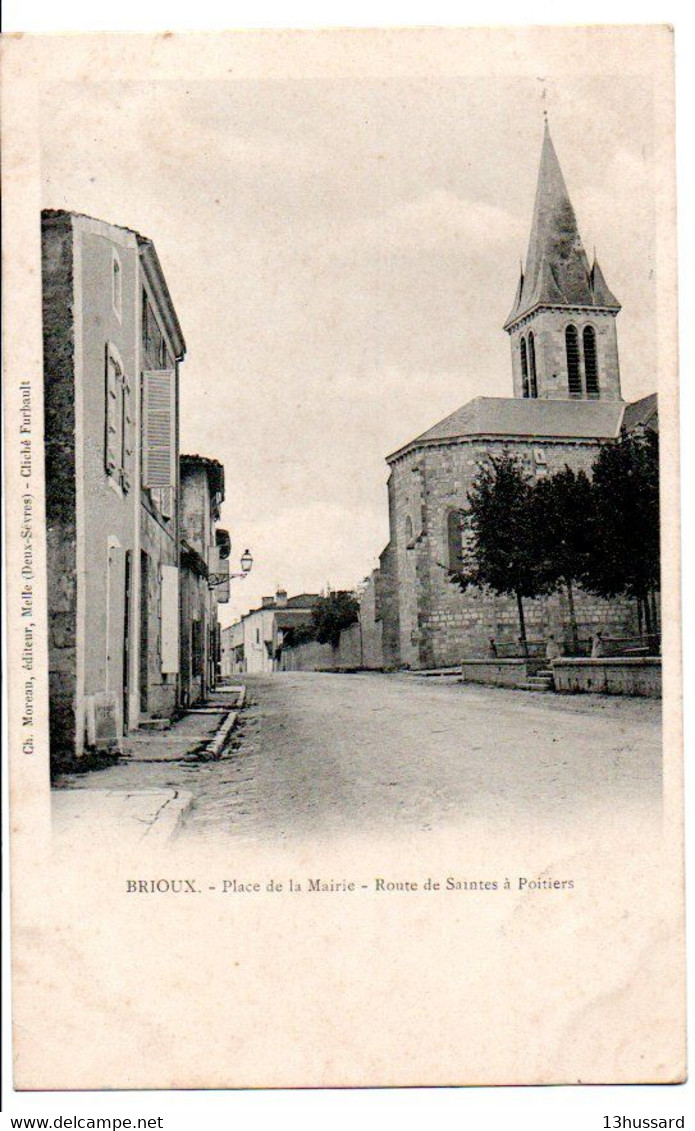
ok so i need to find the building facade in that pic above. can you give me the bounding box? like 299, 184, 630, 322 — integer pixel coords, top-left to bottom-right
179, 455, 229, 707
378, 124, 658, 670
43, 210, 230, 769
231, 591, 319, 674
220, 620, 245, 678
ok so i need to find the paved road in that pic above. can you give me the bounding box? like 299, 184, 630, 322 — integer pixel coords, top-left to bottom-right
54, 673, 661, 844
179, 672, 661, 842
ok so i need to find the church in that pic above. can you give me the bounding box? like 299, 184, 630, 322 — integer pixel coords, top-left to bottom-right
377, 121, 658, 670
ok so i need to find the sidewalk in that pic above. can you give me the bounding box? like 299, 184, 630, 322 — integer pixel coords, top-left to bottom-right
123, 685, 245, 762
52, 685, 246, 847
52, 786, 193, 850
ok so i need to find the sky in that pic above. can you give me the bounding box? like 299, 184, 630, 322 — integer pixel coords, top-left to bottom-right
41, 71, 656, 624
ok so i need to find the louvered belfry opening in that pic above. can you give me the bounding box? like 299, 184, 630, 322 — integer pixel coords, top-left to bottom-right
565, 325, 582, 397
583, 324, 600, 397
528, 332, 538, 397
520, 336, 530, 398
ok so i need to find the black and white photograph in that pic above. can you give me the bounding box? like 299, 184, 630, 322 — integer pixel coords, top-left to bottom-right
43, 71, 663, 846
2, 22, 686, 1098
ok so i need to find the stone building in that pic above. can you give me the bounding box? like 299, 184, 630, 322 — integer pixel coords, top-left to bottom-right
378, 123, 658, 670
179, 455, 230, 706
220, 620, 245, 678
42, 210, 188, 766
233, 591, 320, 674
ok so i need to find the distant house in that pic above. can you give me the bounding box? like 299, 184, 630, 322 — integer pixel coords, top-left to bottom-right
179, 455, 229, 706
220, 620, 245, 678
232, 591, 320, 674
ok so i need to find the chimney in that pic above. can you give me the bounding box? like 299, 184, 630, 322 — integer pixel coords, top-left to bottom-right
275, 589, 288, 608
261, 596, 275, 609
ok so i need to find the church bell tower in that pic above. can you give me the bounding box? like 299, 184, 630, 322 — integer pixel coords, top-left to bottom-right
504, 119, 622, 402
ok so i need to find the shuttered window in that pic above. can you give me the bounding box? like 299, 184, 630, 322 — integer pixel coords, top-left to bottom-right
105, 351, 122, 476
142, 370, 176, 489
122, 372, 133, 491
161, 564, 180, 674
105, 344, 132, 491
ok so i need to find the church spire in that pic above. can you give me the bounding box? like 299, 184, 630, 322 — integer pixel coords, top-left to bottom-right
504, 121, 620, 329
503, 121, 623, 403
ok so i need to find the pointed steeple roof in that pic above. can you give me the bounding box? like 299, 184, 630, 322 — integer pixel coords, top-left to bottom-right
505, 121, 620, 329
590, 257, 620, 308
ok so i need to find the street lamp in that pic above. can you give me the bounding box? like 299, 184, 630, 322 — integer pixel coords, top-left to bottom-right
208, 549, 254, 589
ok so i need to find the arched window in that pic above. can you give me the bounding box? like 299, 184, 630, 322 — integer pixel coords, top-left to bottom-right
565, 325, 582, 397
404, 515, 414, 546
583, 325, 599, 397
520, 336, 530, 398
528, 332, 538, 397
447, 510, 465, 570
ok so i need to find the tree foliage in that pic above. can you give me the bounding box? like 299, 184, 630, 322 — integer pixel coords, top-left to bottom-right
531, 466, 594, 651
581, 428, 660, 607
311, 591, 360, 648
448, 453, 546, 650
447, 430, 660, 651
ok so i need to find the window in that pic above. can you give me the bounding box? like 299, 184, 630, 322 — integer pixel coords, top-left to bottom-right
105, 344, 132, 491
112, 251, 122, 321
565, 325, 582, 397
142, 290, 172, 369
192, 620, 204, 678
142, 289, 152, 350
583, 325, 599, 397
520, 336, 530, 398
534, 448, 548, 478
528, 332, 538, 398
447, 510, 465, 570
405, 515, 414, 547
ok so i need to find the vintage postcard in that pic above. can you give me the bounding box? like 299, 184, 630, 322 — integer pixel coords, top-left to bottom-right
2, 25, 685, 1089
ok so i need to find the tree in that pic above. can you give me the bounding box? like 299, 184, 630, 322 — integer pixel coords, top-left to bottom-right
531, 467, 594, 653
448, 453, 544, 654
311, 591, 360, 649
582, 428, 660, 636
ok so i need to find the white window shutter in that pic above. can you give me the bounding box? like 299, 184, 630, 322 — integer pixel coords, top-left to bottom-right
122, 372, 134, 490
160, 565, 180, 674
105, 353, 121, 474
142, 370, 176, 488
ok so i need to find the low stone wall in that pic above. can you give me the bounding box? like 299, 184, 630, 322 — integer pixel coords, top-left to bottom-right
551, 657, 661, 698
281, 614, 387, 672
460, 659, 528, 687
281, 624, 363, 672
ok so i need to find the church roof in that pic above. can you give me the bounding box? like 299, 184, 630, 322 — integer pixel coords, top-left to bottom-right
387, 396, 627, 462
621, 392, 658, 433
504, 122, 620, 329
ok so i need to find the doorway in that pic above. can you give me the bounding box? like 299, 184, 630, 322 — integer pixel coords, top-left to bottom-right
140, 550, 149, 714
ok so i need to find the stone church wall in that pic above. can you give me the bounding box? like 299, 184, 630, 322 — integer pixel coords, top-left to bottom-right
385, 436, 640, 669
